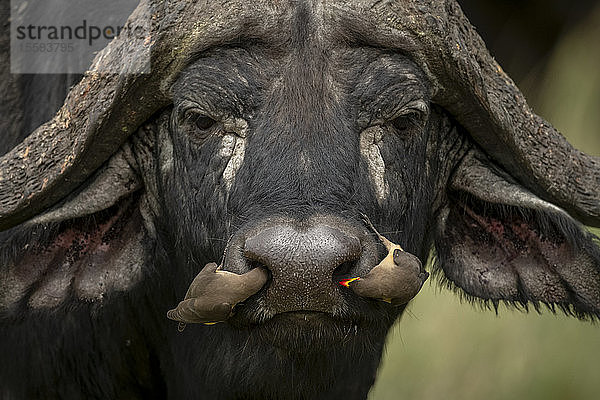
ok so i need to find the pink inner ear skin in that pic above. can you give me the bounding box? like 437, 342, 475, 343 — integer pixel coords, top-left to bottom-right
6, 197, 145, 309
442, 199, 600, 313
488, 219, 505, 237
461, 203, 564, 259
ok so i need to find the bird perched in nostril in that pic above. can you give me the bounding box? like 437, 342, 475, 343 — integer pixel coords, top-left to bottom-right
340, 219, 429, 306
167, 262, 268, 331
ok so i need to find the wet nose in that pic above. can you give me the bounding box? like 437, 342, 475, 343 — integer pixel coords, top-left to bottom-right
243, 223, 362, 313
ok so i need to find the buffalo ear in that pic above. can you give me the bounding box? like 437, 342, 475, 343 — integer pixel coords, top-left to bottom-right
0, 132, 155, 312
434, 149, 600, 319
27, 145, 141, 225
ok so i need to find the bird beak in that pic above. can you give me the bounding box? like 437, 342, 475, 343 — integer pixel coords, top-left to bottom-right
339, 277, 361, 287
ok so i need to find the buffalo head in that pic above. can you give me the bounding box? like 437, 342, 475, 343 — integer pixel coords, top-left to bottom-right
0, 1, 599, 399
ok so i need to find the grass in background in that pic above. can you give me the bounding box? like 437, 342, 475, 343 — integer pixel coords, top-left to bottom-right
370, 284, 600, 400
370, 5, 600, 400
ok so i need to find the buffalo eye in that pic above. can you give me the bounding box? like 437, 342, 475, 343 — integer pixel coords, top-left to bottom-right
180, 109, 219, 141
189, 113, 217, 132
391, 111, 423, 136
192, 114, 217, 131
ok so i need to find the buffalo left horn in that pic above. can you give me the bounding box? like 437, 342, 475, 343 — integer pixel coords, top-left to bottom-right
0, 0, 279, 230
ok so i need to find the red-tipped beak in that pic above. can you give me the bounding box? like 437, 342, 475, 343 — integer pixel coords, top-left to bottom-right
339, 277, 361, 287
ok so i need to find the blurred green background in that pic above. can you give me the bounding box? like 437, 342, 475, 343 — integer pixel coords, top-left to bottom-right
370, 3, 600, 400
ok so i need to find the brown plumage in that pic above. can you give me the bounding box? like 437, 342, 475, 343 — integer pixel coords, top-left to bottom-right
167, 263, 267, 331
343, 220, 429, 306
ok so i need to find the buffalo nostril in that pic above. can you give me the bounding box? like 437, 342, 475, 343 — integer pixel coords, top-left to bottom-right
332, 260, 357, 283
247, 260, 273, 286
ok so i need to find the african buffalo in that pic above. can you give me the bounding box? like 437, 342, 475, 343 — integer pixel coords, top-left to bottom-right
1, 1, 599, 399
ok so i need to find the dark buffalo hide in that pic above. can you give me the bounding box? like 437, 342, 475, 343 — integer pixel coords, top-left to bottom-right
0, 1, 599, 399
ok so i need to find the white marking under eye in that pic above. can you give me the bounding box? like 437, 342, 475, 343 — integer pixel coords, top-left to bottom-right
160, 128, 174, 174
360, 126, 389, 203
221, 117, 248, 191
